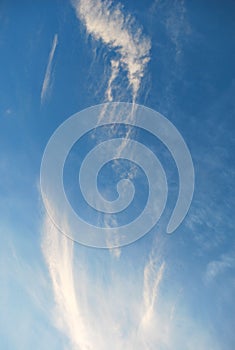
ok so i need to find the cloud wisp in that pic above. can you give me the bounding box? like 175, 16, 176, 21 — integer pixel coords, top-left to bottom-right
42, 212, 169, 349
42, 214, 219, 349
205, 253, 235, 283
40, 34, 58, 105
72, 0, 151, 102
42, 215, 92, 350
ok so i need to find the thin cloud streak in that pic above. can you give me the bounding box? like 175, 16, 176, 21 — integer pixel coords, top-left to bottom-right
142, 260, 165, 326
105, 59, 120, 102
40, 34, 58, 105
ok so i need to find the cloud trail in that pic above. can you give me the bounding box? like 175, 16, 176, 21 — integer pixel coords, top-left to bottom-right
40, 34, 58, 105
72, 0, 151, 101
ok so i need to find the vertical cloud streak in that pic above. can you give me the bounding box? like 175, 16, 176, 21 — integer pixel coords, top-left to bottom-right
42, 215, 92, 350
41, 34, 58, 105
142, 260, 165, 326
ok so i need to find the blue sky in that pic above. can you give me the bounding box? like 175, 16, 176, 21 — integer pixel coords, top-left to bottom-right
0, 0, 235, 349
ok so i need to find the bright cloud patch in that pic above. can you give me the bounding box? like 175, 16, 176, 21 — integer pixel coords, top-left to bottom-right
72, 0, 151, 100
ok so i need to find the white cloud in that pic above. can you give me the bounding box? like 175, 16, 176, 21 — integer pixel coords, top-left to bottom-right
105, 59, 120, 102
42, 211, 220, 349
40, 3, 222, 349
42, 209, 168, 349
72, 0, 151, 101
42, 215, 92, 350
40, 34, 58, 105
141, 256, 165, 326
70, 1, 151, 246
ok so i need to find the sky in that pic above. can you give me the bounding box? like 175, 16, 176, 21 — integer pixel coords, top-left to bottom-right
0, 0, 235, 349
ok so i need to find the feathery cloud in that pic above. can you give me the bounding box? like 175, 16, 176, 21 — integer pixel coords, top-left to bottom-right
40, 2, 217, 349
42, 209, 221, 349
42, 206, 168, 349
72, 0, 151, 101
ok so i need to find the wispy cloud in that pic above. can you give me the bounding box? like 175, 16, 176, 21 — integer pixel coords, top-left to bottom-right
150, 0, 190, 61
41, 208, 221, 349
40, 34, 58, 105
71, 0, 151, 251
105, 59, 120, 102
42, 215, 92, 350
72, 0, 151, 101
205, 253, 235, 283
141, 259, 165, 326
164, 0, 190, 60
40, 2, 218, 349
42, 209, 168, 349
